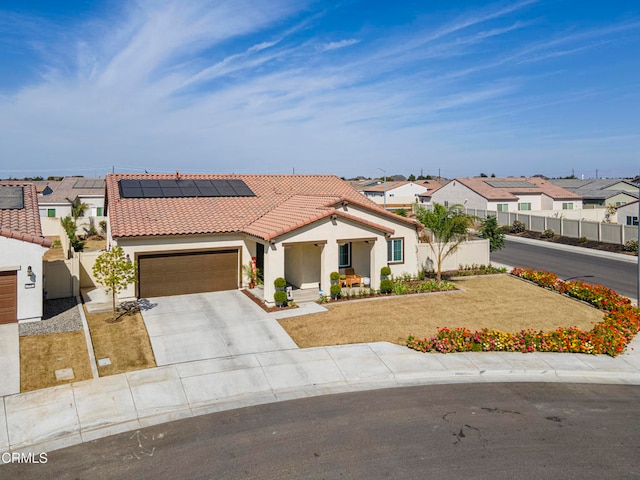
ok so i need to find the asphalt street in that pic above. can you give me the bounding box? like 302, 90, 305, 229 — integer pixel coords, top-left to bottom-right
491, 238, 637, 299
5, 383, 640, 479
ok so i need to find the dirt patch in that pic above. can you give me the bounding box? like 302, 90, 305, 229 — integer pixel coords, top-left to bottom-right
278, 275, 603, 348
85, 307, 156, 376
509, 231, 636, 256
20, 331, 93, 392
83, 237, 107, 252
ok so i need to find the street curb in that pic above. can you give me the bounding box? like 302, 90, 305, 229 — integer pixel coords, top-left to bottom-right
505, 235, 637, 264
76, 298, 99, 379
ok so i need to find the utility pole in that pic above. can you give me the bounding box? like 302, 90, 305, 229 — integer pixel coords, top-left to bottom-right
377, 168, 387, 210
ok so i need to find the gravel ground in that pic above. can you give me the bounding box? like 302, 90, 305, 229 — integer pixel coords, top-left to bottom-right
19, 297, 84, 337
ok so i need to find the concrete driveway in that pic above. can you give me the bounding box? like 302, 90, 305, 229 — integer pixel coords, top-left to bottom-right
141, 290, 298, 366
0, 323, 19, 396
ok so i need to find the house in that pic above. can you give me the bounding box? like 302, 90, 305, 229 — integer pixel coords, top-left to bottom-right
36, 177, 106, 237
430, 177, 582, 213
358, 180, 443, 211
0, 182, 52, 323
616, 200, 639, 226
549, 179, 638, 208
105, 174, 423, 303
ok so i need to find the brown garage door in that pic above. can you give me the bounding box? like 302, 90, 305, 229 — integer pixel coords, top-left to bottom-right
0, 271, 17, 324
138, 250, 239, 298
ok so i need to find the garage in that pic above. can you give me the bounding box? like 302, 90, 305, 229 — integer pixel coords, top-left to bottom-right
138, 249, 239, 298
0, 271, 17, 324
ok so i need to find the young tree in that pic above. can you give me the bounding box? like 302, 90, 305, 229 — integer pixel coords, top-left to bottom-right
479, 215, 505, 252
92, 245, 137, 321
408, 174, 416, 182
67, 197, 89, 226
416, 203, 475, 282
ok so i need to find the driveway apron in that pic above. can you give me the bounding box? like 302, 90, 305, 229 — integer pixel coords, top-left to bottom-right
141, 290, 298, 366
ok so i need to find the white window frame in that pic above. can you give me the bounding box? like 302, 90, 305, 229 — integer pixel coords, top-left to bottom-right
387, 238, 404, 264
627, 216, 639, 226
518, 203, 531, 211
496, 204, 508, 212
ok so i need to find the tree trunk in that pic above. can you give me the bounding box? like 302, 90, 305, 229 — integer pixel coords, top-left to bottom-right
112, 289, 116, 322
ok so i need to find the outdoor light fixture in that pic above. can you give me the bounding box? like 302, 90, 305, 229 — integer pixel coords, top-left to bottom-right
26, 266, 32, 277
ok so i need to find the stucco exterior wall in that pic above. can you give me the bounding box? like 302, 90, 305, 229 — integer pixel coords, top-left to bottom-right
417, 238, 490, 273
0, 236, 47, 321
430, 182, 487, 210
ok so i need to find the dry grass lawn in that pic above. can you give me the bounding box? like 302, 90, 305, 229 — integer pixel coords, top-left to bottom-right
279, 276, 604, 348
83, 237, 107, 251
20, 331, 93, 392
85, 308, 156, 376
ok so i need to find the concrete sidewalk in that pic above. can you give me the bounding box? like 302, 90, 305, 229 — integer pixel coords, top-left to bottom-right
2, 332, 640, 456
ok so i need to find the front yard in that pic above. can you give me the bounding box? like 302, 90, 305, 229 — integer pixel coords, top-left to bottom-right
279, 275, 602, 348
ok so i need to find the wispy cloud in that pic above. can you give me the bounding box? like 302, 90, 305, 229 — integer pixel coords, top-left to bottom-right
319, 38, 359, 51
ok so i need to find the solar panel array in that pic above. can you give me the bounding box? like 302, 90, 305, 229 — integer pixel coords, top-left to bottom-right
485, 180, 537, 188
118, 179, 256, 198
0, 186, 24, 209
73, 179, 105, 189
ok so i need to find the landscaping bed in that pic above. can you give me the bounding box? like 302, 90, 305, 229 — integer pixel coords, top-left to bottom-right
279, 276, 601, 348
508, 231, 636, 256
84, 306, 156, 376
408, 268, 640, 357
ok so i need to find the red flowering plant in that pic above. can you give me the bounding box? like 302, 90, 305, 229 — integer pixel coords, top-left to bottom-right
407, 268, 640, 357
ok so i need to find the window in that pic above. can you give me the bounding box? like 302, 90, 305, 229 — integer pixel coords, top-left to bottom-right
339, 243, 351, 268
387, 238, 403, 263
518, 203, 531, 211
496, 204, 508, 212
444, 201, 449, 207
47, 209, 56, 217
615, 201, 625, 207
562, 203, 573, 210
92, 207, 104, 216
627, 216, 639, 226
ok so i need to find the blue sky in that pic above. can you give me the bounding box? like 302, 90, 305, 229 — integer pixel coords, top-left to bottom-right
0, 0, 638, 179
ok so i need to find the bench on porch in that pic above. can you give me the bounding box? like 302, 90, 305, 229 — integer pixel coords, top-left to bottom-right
342, 268, 362, 288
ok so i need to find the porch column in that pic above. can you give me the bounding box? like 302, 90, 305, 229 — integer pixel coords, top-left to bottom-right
263, 242, 285, 304
320, 242, 338, 295
369, 236, 387, 291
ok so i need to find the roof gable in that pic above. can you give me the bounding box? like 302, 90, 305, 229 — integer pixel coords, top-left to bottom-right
0, 182, 52, 247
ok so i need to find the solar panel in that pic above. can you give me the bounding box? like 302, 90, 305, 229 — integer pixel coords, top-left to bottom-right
73, 179, 105, 189
0, 186, 24, 209
485, 180, 536, 188
118, 179, 255, 198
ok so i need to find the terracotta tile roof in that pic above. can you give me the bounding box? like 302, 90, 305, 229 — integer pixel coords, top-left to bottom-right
0, 182, 52, 247
107, 174, 419, 240
453, 177, 580, 201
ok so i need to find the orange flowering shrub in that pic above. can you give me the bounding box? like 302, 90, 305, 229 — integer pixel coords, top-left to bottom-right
407, 268, 640, 357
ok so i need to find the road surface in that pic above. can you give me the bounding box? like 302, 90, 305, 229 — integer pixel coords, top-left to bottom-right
5, 383, 640, 479
492, 237, 637, 299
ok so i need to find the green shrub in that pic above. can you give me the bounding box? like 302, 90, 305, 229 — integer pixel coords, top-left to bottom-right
330, 271, 341, 281
480, 215, 505, 252
380, 279, 393, 293
274, 277, 286, 288
330, 284, 342, 298
541, 228, 555, 239
99, 220, 108, 234
380, 266, 391, 277
511, 219, 525, 233
579, 236, 588, 244
624, 239, 638, 253
274, 291, 287, 305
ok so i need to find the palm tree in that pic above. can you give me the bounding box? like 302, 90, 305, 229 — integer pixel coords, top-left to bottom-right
67, 197, 89, 226
416, 203, 475, 282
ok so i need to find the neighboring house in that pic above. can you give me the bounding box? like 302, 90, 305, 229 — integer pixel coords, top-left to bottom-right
36, 177, 106, 237
616, 200, 639, 226
105, 174, 423, 303
0, 183, 52, 323
430, 177, 582, 212
358, 180, 443, 210
550, 179, 638, 208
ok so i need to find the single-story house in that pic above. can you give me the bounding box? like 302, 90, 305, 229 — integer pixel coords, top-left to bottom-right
36, 177, 106, 236
549, 178, 638, 209
616, 200, 639, 226
357, 180, 444, 211
105, 174, 423, 303
430, 177, 582, 212
0, 183, 52, 323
